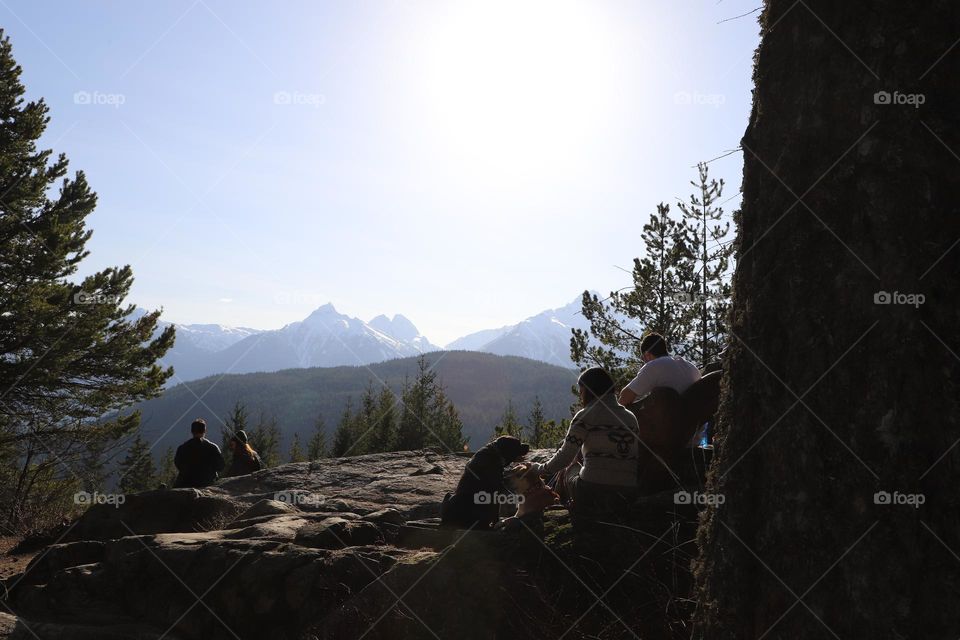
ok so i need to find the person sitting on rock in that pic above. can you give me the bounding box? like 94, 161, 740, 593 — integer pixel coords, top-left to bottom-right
173, 418, 226, 488
225, 429, 263, 477
618, 332, 701, 406
526, 367, 639, 525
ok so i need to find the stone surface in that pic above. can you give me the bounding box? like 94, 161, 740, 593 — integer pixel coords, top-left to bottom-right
0, 448, 692, 639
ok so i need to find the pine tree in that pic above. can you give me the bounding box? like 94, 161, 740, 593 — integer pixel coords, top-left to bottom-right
351, 381, 379, 455
306, 415, 328, 460
532, 418, 569, 450
396, 375, 424, 451
117, 434, 157, 494
494, 400, 523, 438
288, 433, 306, 463
0, 32, 174, 529
677, 162, 734, 364
571, 202, 698, 385
371, 386, 398, 453
526, 396, 546, 445
157, 447, 176, 487
571, 166, 734, 381
332, 399, 356, 457
396, 356, 466, 452
222, 400, 250, 470
248, 412, 281, 468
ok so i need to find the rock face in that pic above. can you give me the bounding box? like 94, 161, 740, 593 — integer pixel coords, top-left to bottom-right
1, 450, 698, 639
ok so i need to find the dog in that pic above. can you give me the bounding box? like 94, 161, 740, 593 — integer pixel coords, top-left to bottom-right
496, 463, 560, 531
440, 436, 530, 529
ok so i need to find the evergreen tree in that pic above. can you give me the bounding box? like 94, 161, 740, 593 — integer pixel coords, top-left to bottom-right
572, 166, 734, 381
397, 357, 466, 452
677, 162, 734, 364
248, 412, 281, 468
222, 400, 250, 470
371, 386, 398, 453
352, 381, 379, 455
396, 375, 424, 450
306, 415, 328, 460
288, 433, 306, 463
493, 400, 523, 438
117, 434, 157, 494
526, 396, 546, 445
532, 418, 569, 450
572, 202, 697, 384
157, 447, 176, 487
331, 399, 356, 458
0, 32, 174, 529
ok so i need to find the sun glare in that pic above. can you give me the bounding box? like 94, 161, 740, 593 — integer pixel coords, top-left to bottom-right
417, 1, 621, 178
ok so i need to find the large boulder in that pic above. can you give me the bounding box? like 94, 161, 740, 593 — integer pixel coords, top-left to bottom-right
1, 449, 689, 639
64, 488, 243, 542
294, 517, 384, 549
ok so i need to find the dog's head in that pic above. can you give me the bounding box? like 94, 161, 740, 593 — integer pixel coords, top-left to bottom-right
491, 436, 530, 466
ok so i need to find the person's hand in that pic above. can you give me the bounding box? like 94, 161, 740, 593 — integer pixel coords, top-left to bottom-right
521, 462, 541, 479
508, 462, 529, 476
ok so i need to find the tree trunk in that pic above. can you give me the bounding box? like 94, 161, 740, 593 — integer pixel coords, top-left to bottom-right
695, 1, 959, 638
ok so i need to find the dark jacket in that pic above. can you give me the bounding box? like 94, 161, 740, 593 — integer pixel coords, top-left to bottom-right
173, 437, 226, 488
225, 449, 263, 477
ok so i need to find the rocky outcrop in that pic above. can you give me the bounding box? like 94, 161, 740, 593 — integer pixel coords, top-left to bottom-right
1, 450, 700, 639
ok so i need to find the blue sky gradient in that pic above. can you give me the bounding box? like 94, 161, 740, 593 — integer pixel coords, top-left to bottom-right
4, 0, 759, 344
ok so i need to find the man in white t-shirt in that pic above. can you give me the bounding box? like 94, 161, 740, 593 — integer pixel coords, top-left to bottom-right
618, 332, 701, 406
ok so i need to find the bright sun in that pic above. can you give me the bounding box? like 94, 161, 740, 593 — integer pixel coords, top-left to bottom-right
417, 1, 621, 177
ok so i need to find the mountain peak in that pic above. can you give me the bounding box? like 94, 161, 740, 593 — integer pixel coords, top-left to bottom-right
369, 313, 420, 343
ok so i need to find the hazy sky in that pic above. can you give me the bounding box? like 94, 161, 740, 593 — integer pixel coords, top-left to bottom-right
5, 0, 758, 345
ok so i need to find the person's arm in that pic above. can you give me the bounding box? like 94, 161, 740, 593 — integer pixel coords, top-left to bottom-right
619, 387, 639, 406
619, 366, 655, 406
174, 445, 183, 471
529, 413, 587, 478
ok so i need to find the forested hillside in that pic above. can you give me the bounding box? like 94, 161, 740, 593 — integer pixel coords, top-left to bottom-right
136, 351, 578, 453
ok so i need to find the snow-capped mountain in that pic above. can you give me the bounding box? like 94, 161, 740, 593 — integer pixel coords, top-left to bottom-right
172, 323, 262, 352
445, 296, 591, 368
445, 326, 512, 351
150, 304, 438, 383
368, 313, 440, 353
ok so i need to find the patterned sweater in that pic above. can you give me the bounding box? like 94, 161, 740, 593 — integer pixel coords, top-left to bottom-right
531, 395, 639, 487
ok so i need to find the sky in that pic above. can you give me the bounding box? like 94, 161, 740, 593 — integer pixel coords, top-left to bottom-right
3, 0, 759, 345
